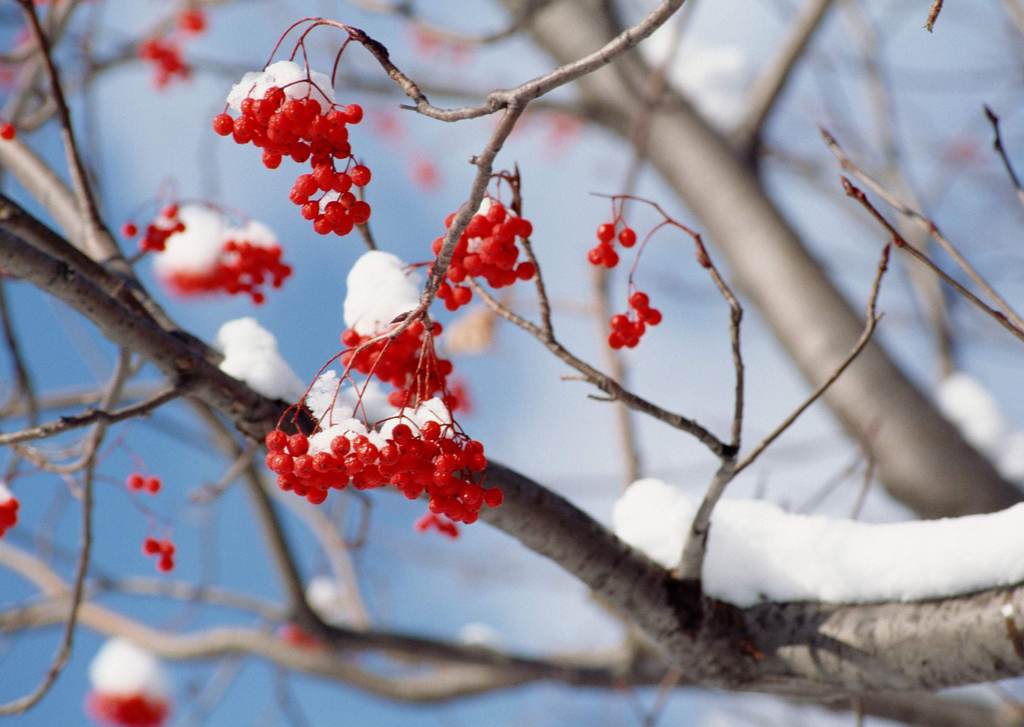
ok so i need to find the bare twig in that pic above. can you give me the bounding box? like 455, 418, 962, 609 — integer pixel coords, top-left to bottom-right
0, 348, 129, 714
983, 105, 1024, 210
822, 130, 1024, 338
925, 0, 944, 31
734, 242, 891, 475
735, 0, 836, 150
0, 384, 180, 445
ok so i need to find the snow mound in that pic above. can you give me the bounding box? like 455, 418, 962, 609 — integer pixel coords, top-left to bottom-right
216, 317, 304, 401
152, 205, 279, 278
0, 482, 12, 503
89, 638, 170, 700
226, 60, 334, 114
305, 371, 393, 426
306, 576, 346, 624
613, 478, 1024, 607
343, 251, 421, 336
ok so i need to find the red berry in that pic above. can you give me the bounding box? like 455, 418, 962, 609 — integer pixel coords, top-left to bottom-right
596, 223, 615, 243
121, 222, 138, 237
126, 473, 145, 491
145, 476, 161, 494
212, 113, 233, 136
349, 165, 371, 187
629, 291, 650, 310
142, 537, 161, 555
643, 308, 663, 325
618, 227, 636, 247
0, 122, 16, 141
266, 430, 288, 452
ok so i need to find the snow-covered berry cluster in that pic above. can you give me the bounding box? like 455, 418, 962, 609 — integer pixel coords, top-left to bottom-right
126, 472, 161, 495
608, 291, 662, 350
586, 220, 636, 269
256, 251, 499, 537
0, 483, 18, 538
212, 61, 371, 238
265, 405, 498, 529
87, 638, 171, 727
128, 204, 292, 304
129, 204, 185, 254
141, 537, 175, 573
433, 197, 536, 311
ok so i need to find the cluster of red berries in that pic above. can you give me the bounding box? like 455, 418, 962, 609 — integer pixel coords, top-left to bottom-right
126, 472, 161, 495
433, 199, 536, 311
0, 495, 18, 538
136, 8, 206, 89
142, 537, 175, 572
163, 238, 292, 305
211, 86, 371, 238
125, 205, 185, 253
0, 121, 14, 141
138, 38, 190, 88
340, 320, 456, 409
586, 221, 637, 269
608, 291, 662, 349
264, 421, 501, 530
86, 693, 168, 727
414, 512, 459, 539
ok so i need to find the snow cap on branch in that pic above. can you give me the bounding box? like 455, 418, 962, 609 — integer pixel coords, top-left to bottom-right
343, 251, 421, 336
226, 60, 335, 114
0, 482, 12, 503
216, 317, 304, 401
614, 478, 1024, 607
306, 576, 347, 625
89, 638, 170, 700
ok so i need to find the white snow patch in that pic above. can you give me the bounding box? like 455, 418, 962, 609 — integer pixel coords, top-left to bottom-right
343, 251, 421, 336
306, 576, 347, 624
378, 397, 452, 440
154, 206, 279, 278
89, 638, 170, 700
613, 477, 1024, 607
305, 371, 393, 426
226, 60, 334, 114
458, 622, 501, 648
307, 419, 387, 456
0, 482, 12, 503
937, 372, 1024, 483
152, 204, 224, 276
641, 26, 749, 128
216, 317, 304, 401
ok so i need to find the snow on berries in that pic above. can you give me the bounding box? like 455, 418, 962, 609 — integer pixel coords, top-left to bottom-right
213, 60, 371, 238
141, 537, 176, 573
261, 249, 499, 535
131, 204, 292, 304
433, 196, 536, 312
125, 472, 161, 495
86, 638, 172, 727
217, 317, 305, 401
0, 483, 19, 538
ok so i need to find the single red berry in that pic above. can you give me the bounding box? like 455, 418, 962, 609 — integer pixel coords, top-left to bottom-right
483, 488, 504, 508
121, 222, 138, 238
349, 165, 372, 187
287, 433, 309, 456
421, 421, 442, 441
157, 555, 174, 572
265, 429, 288, 452
145, 476, 161, 494
142, 537, 161, 555
596, 223, 615, 243
643, 308, 663, 325
618, 227, 637, 247
629, 291, 650, 310
126, 473, 145, 491
0, 123, 15, 141
212, 113, 233, 136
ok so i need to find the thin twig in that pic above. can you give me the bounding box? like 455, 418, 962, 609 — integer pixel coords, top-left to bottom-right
925, 0, 944, 31
983, 104, 1024, 210
0, 384, 180, 445
839, 175, 1024, 344
734, 242, 891, 475
822, 129, 1024, 338
0, 348, 129, 715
